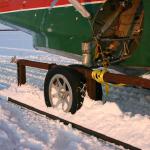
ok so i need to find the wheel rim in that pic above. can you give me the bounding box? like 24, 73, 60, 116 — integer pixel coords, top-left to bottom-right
48, 74, 73, 112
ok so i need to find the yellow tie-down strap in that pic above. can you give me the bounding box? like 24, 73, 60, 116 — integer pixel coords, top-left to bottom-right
92, 69, 126, 95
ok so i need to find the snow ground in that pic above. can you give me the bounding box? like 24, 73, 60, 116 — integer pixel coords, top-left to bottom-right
1, 97, 118, 150
0, 24, 150, 150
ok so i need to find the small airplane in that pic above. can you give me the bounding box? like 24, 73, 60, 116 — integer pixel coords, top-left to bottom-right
0, 0, 149, 113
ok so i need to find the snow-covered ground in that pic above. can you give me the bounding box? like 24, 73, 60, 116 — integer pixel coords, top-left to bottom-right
0, 24, 150, 150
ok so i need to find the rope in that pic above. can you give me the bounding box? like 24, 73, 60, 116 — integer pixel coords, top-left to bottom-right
92, 69, 110, 95
92, 69, 126, 95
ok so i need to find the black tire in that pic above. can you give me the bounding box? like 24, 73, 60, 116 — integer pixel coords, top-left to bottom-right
44, 66, 85, 114
69, 64, 103, 101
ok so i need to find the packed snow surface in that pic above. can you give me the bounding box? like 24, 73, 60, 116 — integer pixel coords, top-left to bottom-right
0, 24, 150, 150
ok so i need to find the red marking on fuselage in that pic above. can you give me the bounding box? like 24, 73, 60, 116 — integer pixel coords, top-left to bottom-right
0, 0, 105, 13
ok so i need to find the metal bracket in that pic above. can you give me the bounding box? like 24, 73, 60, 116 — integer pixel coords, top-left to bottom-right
17, 59, 56, 86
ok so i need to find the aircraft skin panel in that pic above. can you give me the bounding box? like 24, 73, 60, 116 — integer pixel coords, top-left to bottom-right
0, 0, 149, 68
0, 0, 105, 14
0, 0, 104, 56
0, 4, 102, 55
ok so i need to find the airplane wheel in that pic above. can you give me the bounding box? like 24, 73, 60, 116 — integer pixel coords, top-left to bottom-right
44, 66, 85, 114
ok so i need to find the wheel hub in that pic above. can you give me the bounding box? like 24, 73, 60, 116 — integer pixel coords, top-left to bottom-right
49, 74, 73, 112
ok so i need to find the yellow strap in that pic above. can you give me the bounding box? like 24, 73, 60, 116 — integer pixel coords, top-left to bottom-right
92, 69, 125, 95
92, 69, 109, 95
113, 83, 126, 87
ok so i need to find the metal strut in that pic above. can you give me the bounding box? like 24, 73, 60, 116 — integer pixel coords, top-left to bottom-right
17, 59, 56, 86
16, 59, 150, 89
